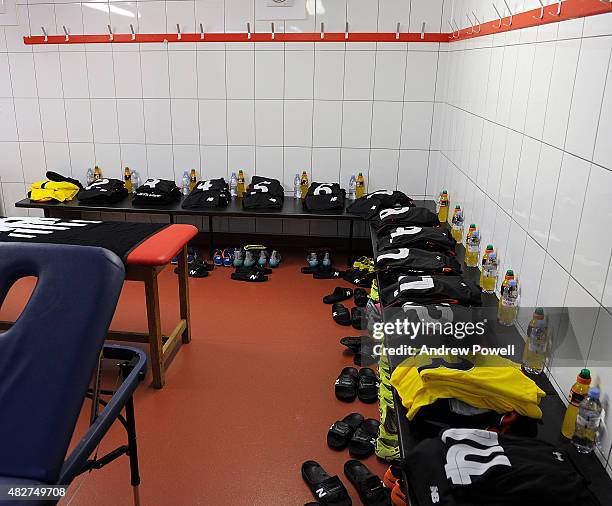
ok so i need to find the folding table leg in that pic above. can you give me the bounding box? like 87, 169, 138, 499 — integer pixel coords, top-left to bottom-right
144, 271, 164, 389
125, 396, 141, 506
177, 245, 191, 344
208, 215, 214, 257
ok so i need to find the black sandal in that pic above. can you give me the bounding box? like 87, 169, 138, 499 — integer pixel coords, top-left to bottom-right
348, 419, 380, 459
351, 307, 367, 330
301, 461, 352, 506
357, 368, 379, 403
335, 367, 359, 402
327, 413, 365, 450
344, 460, 390, 505
332, 304, 351, 326
323, 287, 354, 304
354, 288, 368, 307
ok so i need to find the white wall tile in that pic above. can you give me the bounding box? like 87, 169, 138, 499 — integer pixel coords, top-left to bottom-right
34, 53, 63, 99
20, 142, 46, 183
283, 146, 311, 189
255, 51, 284, 99
120, 143, 147, 177
69, 143, 96, 182
284, 99, 312, 147
398, 149, 429, 196
255, 146, 283, 181
344, 50, 376, 100
143, 98, 172, 144
197, 51, 226, 99
195, 0, 225, 34
371, 101, 402, 149
202, 145, 228, 180
0, 142, 22, 183
524, 41, 555, 140
341, 100, 372, 149
14, 98, 42, 142
227, 145, 255, 176
226, 51, 254, 99
284, 50, 314, 100
311, 147, 340, 182
39, 98, 68, 143
116, 99, 145, 144
65, 99, 93, 143
512, 136, 541, 230
87, 52, 115, 98
173, 144, 200, 177
146, 144, 175, 181
572, 164, 612, 302
226, 99, 255, 145
8, 53, 37, 98
316, 0, 347, 34
377, 0, 410, 33
368, 148, 399, 193
169, 50, 198, 99
1, 182, 28, 217
140, 51, 170, 98
404, 51, 438, 101
255, 99, 283, 146
566, 36, 612, 161
171, 98, 200, 144
400, 101, 433, 149
594, 56, 612, 170
60, 53, 90, 99
374, 50, 406, 102
314, 51, 345, 100
44, 142, 71, 175
199, 99, 227, 145
312, 100, 342, 148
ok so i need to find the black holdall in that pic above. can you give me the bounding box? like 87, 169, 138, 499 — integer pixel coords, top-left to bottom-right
132, 178, 181, 205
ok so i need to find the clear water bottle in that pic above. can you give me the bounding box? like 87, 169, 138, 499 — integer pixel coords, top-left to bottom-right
230, 172, 238, 197
348, 174, 357, 201
131, 170, 140, 191
294, 173, 301, 199
86, 168, 94, 186
182, 171, 190, 196
572, 387, 602, 453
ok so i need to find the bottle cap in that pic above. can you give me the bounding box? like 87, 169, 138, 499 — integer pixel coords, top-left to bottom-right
535, 307, 544, 316
579, 368, 591, 380
455, 205, 461, 209
506, 269, 514, 276
488, 252, 497, 260
588, 387, 600, 399
508, 280, 517, 287
486, 244, 493, 250
470, 224, 476, 228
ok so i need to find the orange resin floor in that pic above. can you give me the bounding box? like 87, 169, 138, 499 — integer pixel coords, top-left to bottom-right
0, 253, 387, 505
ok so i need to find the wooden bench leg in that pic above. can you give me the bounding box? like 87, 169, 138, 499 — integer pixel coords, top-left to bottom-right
144, 271, 164, 389
177, 245, 191, 344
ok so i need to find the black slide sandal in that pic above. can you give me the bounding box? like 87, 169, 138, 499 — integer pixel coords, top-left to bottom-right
302, 461, 352, 506
340, 336, 369, 354
335, 367, 359, 402
344, 460, 390, 506
354, 288, 368, 307
357, 368, 379, 403
230, 270, 268, 282
351, 307, 367, 330
348, 419, 380, 459
323, 287, 354, 304
314, 269, 344, 279
327, 413, 365, 450
332, 304, 352, 326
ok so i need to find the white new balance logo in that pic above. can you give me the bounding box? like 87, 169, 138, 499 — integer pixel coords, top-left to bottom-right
315, 487, 327, 498
249, 274, 258, 280
430, 486, 440, 503
552, 452, 564, 462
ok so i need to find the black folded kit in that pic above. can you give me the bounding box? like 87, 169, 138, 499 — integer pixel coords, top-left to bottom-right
242, 175, 285, 209
132, 178, 181, 205
347, 189, 414, 218
303, 182, 346, 211
182, 178, 230, 209
77, 178, 128, 204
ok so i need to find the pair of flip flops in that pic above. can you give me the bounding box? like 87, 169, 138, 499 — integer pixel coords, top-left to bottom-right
327, 413, 380, 459
340, 336, 377, 366
302, 460, 390, 506
173, 260, 214, 278
332, 304, 367, 330
323, 287, 353, 304
335, 367, 379, 403
230, 264, 272, 282
342, 269, 376, 287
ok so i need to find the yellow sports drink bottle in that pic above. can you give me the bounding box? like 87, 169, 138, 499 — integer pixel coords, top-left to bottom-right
237, 170, 246, 197
522, 307, 548, 374
300, 171, 309, 199
438, 190, 449, 223
451, 205, 464, 243
93, 165, 102, 181
189, 169, 198, 192
479, 244, 494, 288
497, 278, 519, 326
356, 173, 365, 199
561, 369, 592, 439
465, 226, 480, 267
124, 167, 132, 193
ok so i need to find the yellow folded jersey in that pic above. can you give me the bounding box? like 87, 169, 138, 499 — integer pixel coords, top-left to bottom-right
390, 353, 545, 420
30, 180, 80, 202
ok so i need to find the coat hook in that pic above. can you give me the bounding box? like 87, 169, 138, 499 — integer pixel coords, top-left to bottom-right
271, 22, 275, 40
130, 23, 136, 41
345, 21, 349, 40
492, 3, 503, 28
41, 26, 48, 43
176, 24, 181, 40
466, 15, 475, 34
200, 23, 205, 40
502, 0, 513, 26
534, 0, 544, 20
247, 22, 251, 40
451, 19, 460, 37
320, 22, 324, 40
395, 22, 400, 40
63, 25, 69, 42
420, 21, 426, 40
107, 24, 113, 41
472, 12, 482, 33
448, 21, 457, 39
550, 1, 563, 16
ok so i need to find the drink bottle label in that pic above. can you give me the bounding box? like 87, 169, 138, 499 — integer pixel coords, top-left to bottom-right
569, 390, 586, 406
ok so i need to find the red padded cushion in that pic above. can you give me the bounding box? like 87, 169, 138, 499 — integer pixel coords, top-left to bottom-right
126, 224, 198, 266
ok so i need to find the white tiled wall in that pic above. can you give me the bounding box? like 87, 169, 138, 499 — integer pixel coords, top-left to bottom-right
434, 2, 612, 471
0, 0, 446, 237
